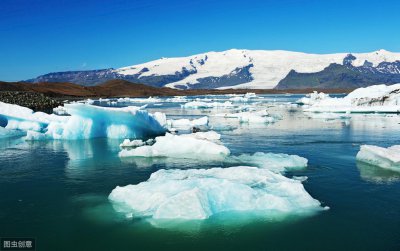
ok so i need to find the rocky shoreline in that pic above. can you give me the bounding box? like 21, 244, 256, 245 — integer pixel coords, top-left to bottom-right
0, 91, 62, 112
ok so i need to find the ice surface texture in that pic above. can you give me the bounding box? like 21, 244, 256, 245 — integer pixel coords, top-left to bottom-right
109, 166, 323, 220
356, 145, 400, 171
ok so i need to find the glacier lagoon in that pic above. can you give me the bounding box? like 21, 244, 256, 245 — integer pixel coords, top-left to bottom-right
1, 94, 400, 250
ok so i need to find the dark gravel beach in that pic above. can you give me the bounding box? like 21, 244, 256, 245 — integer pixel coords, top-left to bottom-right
0, 91, 62, 112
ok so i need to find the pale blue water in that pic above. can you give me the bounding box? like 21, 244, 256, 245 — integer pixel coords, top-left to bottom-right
1, 94, 400, 251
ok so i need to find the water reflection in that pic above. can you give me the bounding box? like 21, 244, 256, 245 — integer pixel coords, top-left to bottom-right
356, 161, 400, 184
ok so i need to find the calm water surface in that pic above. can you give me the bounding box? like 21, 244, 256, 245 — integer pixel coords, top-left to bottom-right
1, 94, 400, 251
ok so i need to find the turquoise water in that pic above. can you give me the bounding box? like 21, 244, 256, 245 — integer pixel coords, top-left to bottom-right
1, 94, 400, 251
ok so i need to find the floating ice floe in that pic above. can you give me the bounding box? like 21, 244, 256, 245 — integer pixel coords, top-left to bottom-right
109, 166, 324, 220
0, 102, 167, 140
53, 106, 69, 115
297, 91, 330, 106
120, 139, 146, 148
305, 84, 400, 113
120, 138, 155, 148
356, 145, 400, 171
119, 133, 230, 159
167, 116, 208, 130
182, 101, 234, 109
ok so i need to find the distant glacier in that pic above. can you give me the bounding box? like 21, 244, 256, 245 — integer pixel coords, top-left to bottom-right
27, 49, 400, 90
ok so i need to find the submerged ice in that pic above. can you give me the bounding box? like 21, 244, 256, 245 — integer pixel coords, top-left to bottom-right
109, 166, 323, 220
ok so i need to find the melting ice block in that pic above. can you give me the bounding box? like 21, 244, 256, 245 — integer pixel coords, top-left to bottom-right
109, 166, 323, 220
119, 133, 229, 159
0, 102, 167, 140
356, 145, 400, 171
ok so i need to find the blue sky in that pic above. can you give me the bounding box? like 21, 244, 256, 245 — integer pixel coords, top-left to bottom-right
1, 0, 399, 81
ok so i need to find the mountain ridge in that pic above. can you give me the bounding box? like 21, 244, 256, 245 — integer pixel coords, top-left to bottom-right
25, 49, 400, 90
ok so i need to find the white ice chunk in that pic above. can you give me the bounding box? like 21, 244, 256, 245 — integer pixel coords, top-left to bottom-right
297, 91, 330, 105
119, 133, 230, 159
356, 145, 400, 171
120, 139, 146, 148
109, 166, 323, 220
53, 106, 69, 115
305, 84, 400, 113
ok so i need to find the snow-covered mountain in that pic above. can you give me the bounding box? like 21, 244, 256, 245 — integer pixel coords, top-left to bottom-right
27, 49, 400, 89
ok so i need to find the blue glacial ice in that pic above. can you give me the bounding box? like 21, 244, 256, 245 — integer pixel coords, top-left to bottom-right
0, 102, 167, 140
109, 166, 324, 220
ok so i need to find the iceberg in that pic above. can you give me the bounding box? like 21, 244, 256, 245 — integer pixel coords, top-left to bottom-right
305, 84, 400, 113
356, 145, 400, 171
0, 102, 167, 140
119, 133, 230, 159
109, 166, 324, 220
